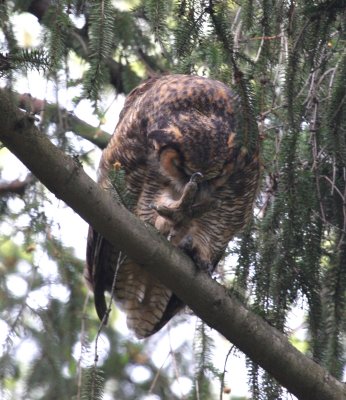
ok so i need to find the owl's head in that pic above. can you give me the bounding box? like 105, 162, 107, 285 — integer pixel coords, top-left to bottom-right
147, 115, 240, 190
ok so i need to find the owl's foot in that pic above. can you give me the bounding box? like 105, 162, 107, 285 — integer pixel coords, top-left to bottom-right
178, 235, 214, 276
192, 256, 214, 275
151, 172, 208, 223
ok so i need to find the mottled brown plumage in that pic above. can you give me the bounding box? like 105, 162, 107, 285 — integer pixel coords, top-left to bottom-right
86, 74, 260, 338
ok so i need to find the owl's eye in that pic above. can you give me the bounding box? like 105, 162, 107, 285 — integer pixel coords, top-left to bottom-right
172, 157, 181, 168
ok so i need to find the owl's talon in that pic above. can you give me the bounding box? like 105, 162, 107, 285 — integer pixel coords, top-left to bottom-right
167, 230, 176, 241
190, 172, 203, 183
178, 236, 213, 275
178, 235, 194, 253
192, 255, 214, 275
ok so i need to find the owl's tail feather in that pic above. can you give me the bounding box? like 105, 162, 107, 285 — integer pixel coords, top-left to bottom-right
115, 262, 183, 338
86, 228, 184, 338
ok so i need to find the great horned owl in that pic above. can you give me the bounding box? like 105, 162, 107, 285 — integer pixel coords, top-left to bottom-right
86, 74, 260, 338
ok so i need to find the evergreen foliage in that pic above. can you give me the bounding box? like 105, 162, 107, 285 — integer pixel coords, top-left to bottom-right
190, 321, 219, 399
0, 0, 345, 399
83, 0, 114, 107
108, 165, 136, 211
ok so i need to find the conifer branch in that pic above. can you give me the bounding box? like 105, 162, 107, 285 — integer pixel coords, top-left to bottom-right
84, 0, 114, 105
76, 292, 91, 400
23, 0, 141, 95
0, 49, 49, 76
207, 1, 259, 155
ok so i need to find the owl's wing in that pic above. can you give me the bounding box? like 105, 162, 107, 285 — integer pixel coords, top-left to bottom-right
85, 79, 154, 322
85, 226, 118, 323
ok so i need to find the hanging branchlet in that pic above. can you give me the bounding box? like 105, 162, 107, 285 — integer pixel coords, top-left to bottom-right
80, 367, 104, 400
143, 0, 172, 62
0, 49, 50, 77
206, 0, 259, 156
191, 321, 220, 400
320, 240, 346, 379
327, 50, 346, 167
173, 1, 208, 73
43, 1, 72, 72
83, 0, 115, 107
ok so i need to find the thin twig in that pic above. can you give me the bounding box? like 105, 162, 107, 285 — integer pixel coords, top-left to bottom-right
310, 103, 327, 223
2, 265, 38, 356
148, 351, 171, 394
169, 329, 186, 399
320, 175, 344, 201
311, 210, 346, 235
219, 345, 235, 400
254, 30, 265, 63
90, 252, 124, 397
0, 174, 34, 197
76, 291, 91, 400
251, 34, 283, 41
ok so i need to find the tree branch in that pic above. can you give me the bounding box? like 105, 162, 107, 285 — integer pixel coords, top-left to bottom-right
16, 93, 111, 149
0, 174, 34, 197
0, 89, 344, 400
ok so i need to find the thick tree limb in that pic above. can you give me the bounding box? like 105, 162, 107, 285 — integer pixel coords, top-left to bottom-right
0, 89, 344, 400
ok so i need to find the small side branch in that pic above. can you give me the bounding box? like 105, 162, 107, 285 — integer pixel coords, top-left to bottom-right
16, 92, 111, 149
0, 174, 34, 196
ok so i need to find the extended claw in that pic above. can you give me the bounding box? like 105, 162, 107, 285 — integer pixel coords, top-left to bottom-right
190, 171, 203, 183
